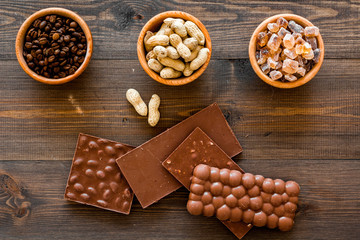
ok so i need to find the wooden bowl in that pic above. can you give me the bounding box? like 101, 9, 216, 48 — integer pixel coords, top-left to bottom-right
137, 11, 212, 86
15, 8, 93, 85
249, 14, 324, 89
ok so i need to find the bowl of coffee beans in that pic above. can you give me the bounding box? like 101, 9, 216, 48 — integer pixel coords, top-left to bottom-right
16, 8, 93, 85
249, 14, 324, 89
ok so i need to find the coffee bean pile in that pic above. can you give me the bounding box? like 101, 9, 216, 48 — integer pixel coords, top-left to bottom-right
23, 15, 87, 79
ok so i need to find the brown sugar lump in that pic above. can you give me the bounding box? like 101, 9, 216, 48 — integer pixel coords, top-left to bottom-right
187, 164, 300, 231
64, 133, 135, 214
255, 17, 321, 82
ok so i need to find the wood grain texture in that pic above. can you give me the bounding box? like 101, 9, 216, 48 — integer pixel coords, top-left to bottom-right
1, 0, 360, 239
0, 0, 359, 60
0, 160, 359, 240
0, 59, 359, 161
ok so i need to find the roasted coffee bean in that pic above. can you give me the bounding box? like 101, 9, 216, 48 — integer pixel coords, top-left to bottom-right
58, 36, 64, 43
39, 21, 47, 29
25, 42, 32, 49
68, 68, 76, 75
47, 48, 54, 56
70, 21, 77, 28
30, 31, 37, 39
52, 33, 60, 40
71, 46, 78, 53
78, 56, 85, 63
63, 64, 71, 70
60, 60, 67, 66
72, 32, 81, 38
60, 51, 66, 57
59, 72, 66, 78
52, 44, 60, 50
26, 54, 33, 61
39, 37, 48, 45
23, 14, 87, 78
64, 35, 70, 42
49, 15, 57, 23
31, 50, 37, 58
33, 19, 41, 28
48, 55, 56, 62
28, 62, 35, 68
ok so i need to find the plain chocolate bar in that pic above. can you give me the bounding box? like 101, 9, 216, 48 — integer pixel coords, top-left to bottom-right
188, 164, 300, 231
116, 103, 242, 208
162, 127, 251, 239
65, 133, 135, 214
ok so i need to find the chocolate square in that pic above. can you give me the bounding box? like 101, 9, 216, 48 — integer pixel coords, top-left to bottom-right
162, 128, 251, 239
65, 133, 135, 214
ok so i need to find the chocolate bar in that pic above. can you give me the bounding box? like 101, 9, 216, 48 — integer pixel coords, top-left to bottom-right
162, 127, 251, 239
116, 103, 242, 208
188, 164, 300, 231
64, 133, 135, 214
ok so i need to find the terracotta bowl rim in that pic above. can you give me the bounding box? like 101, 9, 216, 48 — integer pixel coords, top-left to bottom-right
248, 13, 325, 89
15, 7, 93, 85
137, 10, 212, 86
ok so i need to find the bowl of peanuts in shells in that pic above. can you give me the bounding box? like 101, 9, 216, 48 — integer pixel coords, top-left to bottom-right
16, 7, 93, 85
137, 11, 212, 86
249, 14, 324, 89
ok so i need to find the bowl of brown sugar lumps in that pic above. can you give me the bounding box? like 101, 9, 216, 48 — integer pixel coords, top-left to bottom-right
249, 14, 324, 89
16, 8, 93, 85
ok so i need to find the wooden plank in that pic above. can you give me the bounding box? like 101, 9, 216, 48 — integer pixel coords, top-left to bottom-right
0, 0, 359, 60
0, 59, 359, 161
0, 159, 359, 239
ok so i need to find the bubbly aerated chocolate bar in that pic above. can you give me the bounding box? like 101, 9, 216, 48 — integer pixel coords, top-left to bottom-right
187, 164, 300, 231
64, 133, 135, 214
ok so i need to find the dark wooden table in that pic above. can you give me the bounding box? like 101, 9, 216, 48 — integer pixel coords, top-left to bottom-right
1, 1, 359, 239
